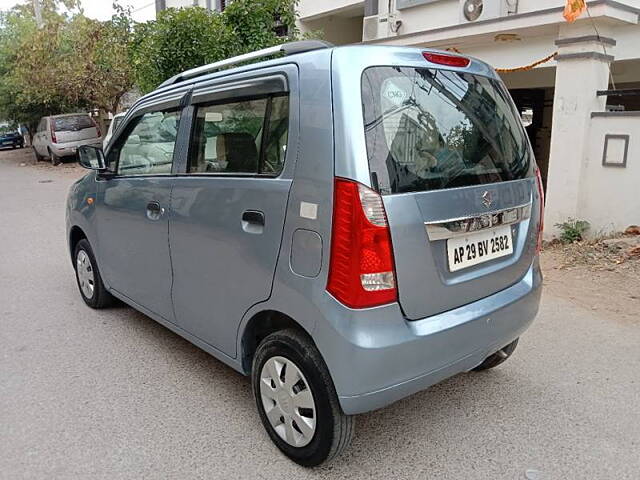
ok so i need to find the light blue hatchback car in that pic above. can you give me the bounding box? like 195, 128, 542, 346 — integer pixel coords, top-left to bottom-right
68, 41, 543, 466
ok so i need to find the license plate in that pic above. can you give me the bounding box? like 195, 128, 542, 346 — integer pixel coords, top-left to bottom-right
447, 225, 513, 272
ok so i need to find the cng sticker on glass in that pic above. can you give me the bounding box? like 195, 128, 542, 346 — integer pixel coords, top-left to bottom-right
382, 81, 407, 106
447, 225, 514, 272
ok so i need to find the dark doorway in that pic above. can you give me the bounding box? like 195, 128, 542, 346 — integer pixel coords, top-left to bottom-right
509, 88, 553, 191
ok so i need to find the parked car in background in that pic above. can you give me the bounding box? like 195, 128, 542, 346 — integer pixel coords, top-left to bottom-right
33, 113, 102, 165
103, 112, 127, 148
68, 42, 544, 466
0, 131, 24, 149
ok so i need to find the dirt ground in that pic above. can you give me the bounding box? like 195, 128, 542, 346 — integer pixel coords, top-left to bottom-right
5, 146, 639, 324
542, 243, 640, 324
3, 144, 85, 178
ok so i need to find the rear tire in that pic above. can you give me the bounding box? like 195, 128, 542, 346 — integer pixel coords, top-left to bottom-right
74, 239, 114, 309
252, 329, 355, 467
49, 148, 61, 166
473, 338, 519, 371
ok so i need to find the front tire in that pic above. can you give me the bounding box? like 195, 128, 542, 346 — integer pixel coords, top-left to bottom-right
473, 338, 519, 371
74, 239, 114, 309
252, 329, 355, 467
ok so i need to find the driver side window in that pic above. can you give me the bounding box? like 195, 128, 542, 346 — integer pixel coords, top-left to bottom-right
115, 110, 181, 176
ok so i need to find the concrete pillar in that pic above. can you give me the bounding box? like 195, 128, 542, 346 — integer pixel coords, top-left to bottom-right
544, 22, 615, 237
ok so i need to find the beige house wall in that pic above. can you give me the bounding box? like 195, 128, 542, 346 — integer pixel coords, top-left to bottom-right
297, 0, 640, 237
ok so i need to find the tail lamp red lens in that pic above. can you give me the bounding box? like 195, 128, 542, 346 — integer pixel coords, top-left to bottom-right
535, 168, 545, 254
50, 122, 57, 144
327, 178, 398, 309
423, 52, 470, 68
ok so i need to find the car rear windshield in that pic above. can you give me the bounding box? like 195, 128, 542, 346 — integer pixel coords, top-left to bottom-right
361, 66, 533, 195
54, 115, 95, 132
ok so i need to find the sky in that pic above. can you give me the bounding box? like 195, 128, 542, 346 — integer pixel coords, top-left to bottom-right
0, 0, 157, 22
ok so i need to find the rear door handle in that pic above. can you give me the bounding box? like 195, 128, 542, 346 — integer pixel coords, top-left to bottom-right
146, 201, 165, 220
242, 210, 265, 225
242, 210, 265, 234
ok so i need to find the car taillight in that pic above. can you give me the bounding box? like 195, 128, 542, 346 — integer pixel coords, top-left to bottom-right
327, 178, 397, 309
50, 123, 57, 144
423, 52, 470, 68
535, 168, 545, 254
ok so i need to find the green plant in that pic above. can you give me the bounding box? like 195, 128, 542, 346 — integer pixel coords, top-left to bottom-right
0, 1, 134, 132
130, 0, 310, 94
555, 218, 590, 243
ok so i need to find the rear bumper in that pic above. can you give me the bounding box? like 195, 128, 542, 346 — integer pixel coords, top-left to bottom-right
315, 261, 542, 415
51, 140, 102, 157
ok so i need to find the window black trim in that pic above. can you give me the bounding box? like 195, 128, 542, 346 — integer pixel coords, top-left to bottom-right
258, 96, 274, 175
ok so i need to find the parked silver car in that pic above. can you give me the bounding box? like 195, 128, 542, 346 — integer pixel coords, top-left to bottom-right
103, 111, 126, 149
67, 42, 544, 466
33, 113, 102, 165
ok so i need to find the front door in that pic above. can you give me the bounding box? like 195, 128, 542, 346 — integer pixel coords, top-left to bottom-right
170, 85, 294, 357
96, 108, 182, 321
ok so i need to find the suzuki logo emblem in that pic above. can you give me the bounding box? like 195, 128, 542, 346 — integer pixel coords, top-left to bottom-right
482, 191, 493, 208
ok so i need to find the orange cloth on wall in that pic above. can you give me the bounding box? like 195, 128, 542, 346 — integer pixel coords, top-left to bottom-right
563, 0, 587, 22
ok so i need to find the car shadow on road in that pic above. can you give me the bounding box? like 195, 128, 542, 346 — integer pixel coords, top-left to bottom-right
105, 302, 550, 476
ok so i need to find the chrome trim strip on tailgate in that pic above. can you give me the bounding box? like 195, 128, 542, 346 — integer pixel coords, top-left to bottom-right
425, 203, 532, 241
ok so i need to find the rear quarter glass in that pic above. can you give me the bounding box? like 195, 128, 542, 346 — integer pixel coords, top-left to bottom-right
361, 66, 534, 195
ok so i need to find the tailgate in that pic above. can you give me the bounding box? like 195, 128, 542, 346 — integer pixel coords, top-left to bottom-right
360, 63, 541, 320
54, 116, 99, 143
384, 179, 537, 320
56, 127, 99, 144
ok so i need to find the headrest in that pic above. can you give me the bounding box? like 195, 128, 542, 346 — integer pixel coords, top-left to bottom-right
216, 132, 259, 173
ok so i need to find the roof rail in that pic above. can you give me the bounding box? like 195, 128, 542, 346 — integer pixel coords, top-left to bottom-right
158, 40, 334, 89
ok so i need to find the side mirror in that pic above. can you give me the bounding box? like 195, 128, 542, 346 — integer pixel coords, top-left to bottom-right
78, 145, 106, 171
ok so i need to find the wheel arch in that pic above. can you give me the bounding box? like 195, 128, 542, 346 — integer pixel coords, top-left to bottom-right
69, 225, 87, 262
240, 310, 315, 375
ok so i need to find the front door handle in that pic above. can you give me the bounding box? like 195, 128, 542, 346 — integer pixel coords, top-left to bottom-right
242, 210, 265, 234
146, 201, 165, 221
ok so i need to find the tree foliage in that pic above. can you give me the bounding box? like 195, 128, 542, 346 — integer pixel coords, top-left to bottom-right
132, 0, 302, 93
0, 0, 309, 129
0, 1, 134, 131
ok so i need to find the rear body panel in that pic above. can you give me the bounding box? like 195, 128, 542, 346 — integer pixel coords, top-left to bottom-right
332, 46, 540, 320
34, 115, 102, 158
52, 115, 100, 144
0, 133, 23, 148
51, 137, 103, 157
385, 179, 537, 319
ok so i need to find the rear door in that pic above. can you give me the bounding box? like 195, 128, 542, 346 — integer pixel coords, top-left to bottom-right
53, 115, 100, 143
169, 70, 297, 357
361, 66, 541, 320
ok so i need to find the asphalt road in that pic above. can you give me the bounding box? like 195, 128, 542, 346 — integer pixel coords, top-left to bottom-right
1, 151, 639, 479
